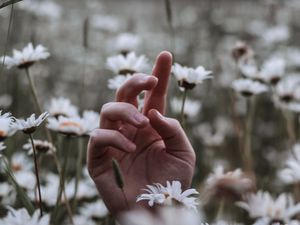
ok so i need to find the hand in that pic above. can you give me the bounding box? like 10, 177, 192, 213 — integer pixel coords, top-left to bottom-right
87, 51, 196, 216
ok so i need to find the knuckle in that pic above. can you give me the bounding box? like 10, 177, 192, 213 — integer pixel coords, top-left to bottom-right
100, 102, 113, 115
168, 118, 181, 128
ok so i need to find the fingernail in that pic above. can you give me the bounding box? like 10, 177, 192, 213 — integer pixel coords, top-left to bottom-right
133, 113, 149, 124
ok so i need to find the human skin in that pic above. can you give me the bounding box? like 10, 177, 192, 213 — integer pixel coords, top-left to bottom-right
87, 51, 196, 216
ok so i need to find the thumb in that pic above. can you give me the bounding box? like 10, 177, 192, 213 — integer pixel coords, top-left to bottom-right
148, 109, 195, 157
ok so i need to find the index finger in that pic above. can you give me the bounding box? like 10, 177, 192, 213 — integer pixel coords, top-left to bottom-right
142, 51, 173, 115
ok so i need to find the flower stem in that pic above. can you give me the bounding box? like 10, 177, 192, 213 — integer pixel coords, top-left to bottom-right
25, 68, 43, 114
29, 134, 43, 216
243, 97, 256, 173
180, 89, 188, 126
53, 137, 74, 225
73, 137, 84, 210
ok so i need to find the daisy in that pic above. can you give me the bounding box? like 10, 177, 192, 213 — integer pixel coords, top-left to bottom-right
236, 191, 300, 225
170, 97, 201, 118
14, 112, 49, 134
274, 75, 300, 103
110, 32, 141, 55
47, 116, 83, 136
205, 166, 254, 200
0, 94, 12, 109
172, 63, 212, 90
278, 144, 300, 184
70, 215, 96, 225
23, 139, 55, 155
65, 179, 98, 200
81, 110, 100, 134
106, 52, 149, 75
0, 207, 49, 225
79, 200, 109, 219
0, 111, 16, 140
231, 41, 253, 62
107, 75, 131, 90
261, 25, 290, 46
10, 152, 36, 190
260, 57, 286, 85
46, 97, 79, 118
137, 181, 199, 211
232, 79, 268, 97
0, 43, 50, 69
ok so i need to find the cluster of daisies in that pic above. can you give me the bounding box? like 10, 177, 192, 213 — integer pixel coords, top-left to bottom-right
231, 42, 300, 113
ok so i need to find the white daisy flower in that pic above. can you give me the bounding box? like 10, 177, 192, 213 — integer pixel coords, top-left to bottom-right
106, 52, 149, 75
14, 112, 49, 134
70, 215, 96, 225
194, 123, 225, 148
107, 75, 131, 90
0, 182, 12, 198
261, 25, 290, 46
238, 59, 259, 80
10, 152, 36, 190
172, 63, 212, 90
0, 94, 12, 109
0, 111, 16, 140
275, 75, 300, 103
260, 57, 286, 85
137, 181, 199, 211
80, 200, 109, 219
46, 97, 79, 118
81, 110, 100, 134
205, 166, 254, 200
236, 191, 300, 225
122, 206, 202, 225
23, 139, 55, 155
109, 32, 141, 55
47, 116, 83, 136
0, 43, 50, 69
232, 79, 268, 97
278, 144, 300, 184
170, 97, 201, 119
0, 207, 49, 225
231, 41, 253, 62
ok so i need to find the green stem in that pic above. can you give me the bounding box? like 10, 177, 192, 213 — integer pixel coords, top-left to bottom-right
73, 138, 84, 210
53, 137, 74, 225
244, 97, 256, 173
29, 134, 43, 216
180, 89, 188, 126
25, 68, 43, 114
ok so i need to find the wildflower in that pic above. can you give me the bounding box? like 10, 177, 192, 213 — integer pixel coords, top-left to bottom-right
47, 116, 83, 136
232, 79, 268, 97
260, 57, 286, 85
205, 166, 254, 200
0, 43, 50, 69
23, 139, 55, 155
14, 112, 49, 134
170, 97, 201, 118
110, 32, 141, 55
261, 25, 290, 46
47, 111, 98, 137
0, 111, 16, 141
46, 97, 79, 118
137, 181, 199, 211
278, 144, 300, 184
274, 75, 300, 103
79, 200, 109, 219
70, 215, 96, 225
236, 191, 300, 225
172, 63, 212, 90
0, 207, 49, 225
231, 41, 253, 62
106, 52, 149, 75
10, 152, 36, 190
0, 94, 12, 109
122, 207, 202, 225
107, 75, 131, 90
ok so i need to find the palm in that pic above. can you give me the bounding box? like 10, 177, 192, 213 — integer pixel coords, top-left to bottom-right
87, 52, 196, 216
